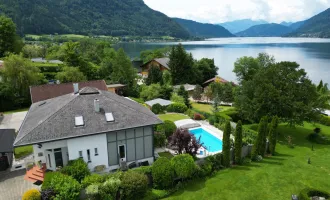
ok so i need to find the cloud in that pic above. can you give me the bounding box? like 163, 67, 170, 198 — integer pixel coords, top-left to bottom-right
143, 0, 330, 23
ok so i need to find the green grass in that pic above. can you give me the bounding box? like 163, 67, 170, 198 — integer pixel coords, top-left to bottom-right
33, 62, 60, 67
3, 108, 29, 114
165, 122, 330, 200
191, 103, 232, 113
158, 114, 189, 122
158, 152, 174, 159
14, 145, 33, 159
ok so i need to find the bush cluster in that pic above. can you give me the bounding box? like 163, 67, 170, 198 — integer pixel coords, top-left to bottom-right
151, 103, 166, 114
155, 120, 177, 138
81, 174, 105, 188
22, 189, 41, 200
121, 171, 149, 200
61, 158, 90, 182
171, 154, 196, 179
154, 132, 166, 147
152, 157, 175, 189
42, 172, 81, 200
166, 103, 188, 113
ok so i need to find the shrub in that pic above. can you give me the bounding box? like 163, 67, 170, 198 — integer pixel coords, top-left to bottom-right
196, 160, 213, 177
208, 116, 217, 125
40, 189, 56, 200
61, 158, 90, 182
171, 154, 196, 179
166, 103, 188, 113
99, 177, 121, 200
205, 153, 223, 171
41, 172, 81, 200
154, 132, 166, 147
151, 103, 165, 114
193, 113, 205, 120
85, 184, 100, 199
22, 189, 41, 200
81, 174, 105, 188
298, 188, 330, 200
134, 166, 152, 174
163, 120, 176, 138
152, 157, 175, 189
144, 189, 169, 200
121, 171, 148, 200
41, 172, 57, 191
318, 114, 330, 126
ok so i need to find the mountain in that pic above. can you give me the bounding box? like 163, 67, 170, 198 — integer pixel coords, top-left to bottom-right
280, 21, 293, 26
288, 8, 330, 38
0, 0, 190, 38
289, 21, 306, 30
236, 23, 293, 37
218, 19, 268, 34
173, 18, 234, 38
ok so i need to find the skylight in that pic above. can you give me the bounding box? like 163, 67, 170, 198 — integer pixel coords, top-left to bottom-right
75, 116, 84, 126
105, 112, 114, 122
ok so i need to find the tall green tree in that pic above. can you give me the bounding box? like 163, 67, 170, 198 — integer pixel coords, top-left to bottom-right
0, 15, 22, 57
140, 84, 162, 101
194, 58, 218, 85
234, 54, 319, 125
56, 67, 87, 83
234, 120, 243, 165
2, 54, 45, 105
168, 44, 194, 85
222, 120, 231, 168
140, 47, 170, 63
210, 82, 234, 103
268, 116, 279, 155
111, 48, 137, 86
252, 117, 268, 159
162, 70, 172, 86
146, 65, 163, 85
177, 85, 191, 108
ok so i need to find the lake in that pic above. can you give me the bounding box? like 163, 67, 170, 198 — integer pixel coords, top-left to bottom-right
116, 37, 330, 84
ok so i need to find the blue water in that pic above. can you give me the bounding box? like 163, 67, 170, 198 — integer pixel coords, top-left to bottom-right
189, 128, 223, 152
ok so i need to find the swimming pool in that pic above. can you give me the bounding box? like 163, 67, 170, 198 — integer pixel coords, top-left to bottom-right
189, 127, 223, 153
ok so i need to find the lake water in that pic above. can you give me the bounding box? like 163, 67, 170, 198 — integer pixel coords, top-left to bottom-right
116, 37, 330, 84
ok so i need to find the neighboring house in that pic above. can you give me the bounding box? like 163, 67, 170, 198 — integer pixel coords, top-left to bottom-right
174, 84, 196, 97
0, 129, 15, 171
132, 60, 143, 73
107, 84, 126, 96
30, 80, 107, 103
14, 87, 162, 175
31, 58, 63, 64
140, 58, 170, 78
203, 76, 235, 87
145, 98, 172, 108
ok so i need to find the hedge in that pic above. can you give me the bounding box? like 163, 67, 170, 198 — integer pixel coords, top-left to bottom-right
298, 188, 330, 200
166, 103, 188, 113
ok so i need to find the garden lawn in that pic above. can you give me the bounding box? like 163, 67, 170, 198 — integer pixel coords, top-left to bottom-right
191, 103, 231, 113
158, 114, 189, 122
165, 122, 330, 200
3, 108, 29, 114
14, 145, 33, 159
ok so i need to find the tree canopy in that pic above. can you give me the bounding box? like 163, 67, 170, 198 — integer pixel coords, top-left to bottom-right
0, 15, 22, 57
56, 67, 87, 83
234, 53, 320, 125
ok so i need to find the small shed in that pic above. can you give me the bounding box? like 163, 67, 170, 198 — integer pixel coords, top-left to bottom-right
0, 129, 15, 171
145, 98, 172, 108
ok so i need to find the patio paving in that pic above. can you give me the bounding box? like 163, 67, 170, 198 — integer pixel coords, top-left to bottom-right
0, 169, 40, 200
0, 111, 27, 131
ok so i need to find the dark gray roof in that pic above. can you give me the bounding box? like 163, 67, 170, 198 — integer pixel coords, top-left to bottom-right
14, 87, 162, 147
0, 129, 15, 152
154, 58, 170, 70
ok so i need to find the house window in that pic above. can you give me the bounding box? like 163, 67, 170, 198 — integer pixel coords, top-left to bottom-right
87, 149, 91, 162
48, 154, 52, 168
95, 148, 98, 156
38, 152, 43, 157
79, 151, 83, 158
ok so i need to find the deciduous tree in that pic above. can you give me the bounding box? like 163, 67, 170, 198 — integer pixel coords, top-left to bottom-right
56, 67, 87, 83
169, 128, 203, 157
192, 85, 203, 100
0, 16, 22, 57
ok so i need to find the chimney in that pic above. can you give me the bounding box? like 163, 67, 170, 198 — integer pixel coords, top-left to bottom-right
94, 99, 100, 112
73, 83, 79, 94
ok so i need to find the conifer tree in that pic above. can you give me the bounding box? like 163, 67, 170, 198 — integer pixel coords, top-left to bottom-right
268, 116, 279, 155
234, 120, 243, 164
252, 117, 268, 159
222, 120, 231, 167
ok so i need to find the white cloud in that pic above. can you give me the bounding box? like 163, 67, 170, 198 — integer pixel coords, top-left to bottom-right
143, 0, 330, 23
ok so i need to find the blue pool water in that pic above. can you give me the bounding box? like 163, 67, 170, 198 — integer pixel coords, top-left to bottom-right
189, 127, 223, 152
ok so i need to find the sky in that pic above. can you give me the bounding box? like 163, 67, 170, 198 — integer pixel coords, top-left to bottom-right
143, 0, 330, 24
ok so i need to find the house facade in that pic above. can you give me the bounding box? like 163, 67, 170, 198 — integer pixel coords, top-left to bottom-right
140, 58, 170, 78
14, 86, 162, 173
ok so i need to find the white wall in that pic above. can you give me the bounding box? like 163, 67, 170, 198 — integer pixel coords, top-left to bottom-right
33, 140, 68, 171
67, 133, 108, 171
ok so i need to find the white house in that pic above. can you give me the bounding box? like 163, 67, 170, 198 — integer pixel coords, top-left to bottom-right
14, 86, 162, 177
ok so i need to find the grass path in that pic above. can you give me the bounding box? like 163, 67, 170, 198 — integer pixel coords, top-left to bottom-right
191, 103, 232, 113
165, 122, 330, 200
158, 114, 189, 122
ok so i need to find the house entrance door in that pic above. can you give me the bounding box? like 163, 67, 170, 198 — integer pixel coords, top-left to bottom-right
118, 144, 126, 162
54, 148, 63, 168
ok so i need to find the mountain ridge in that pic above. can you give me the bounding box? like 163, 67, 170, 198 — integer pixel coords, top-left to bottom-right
236, 23, 293, 37
218, 19, 268, 34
